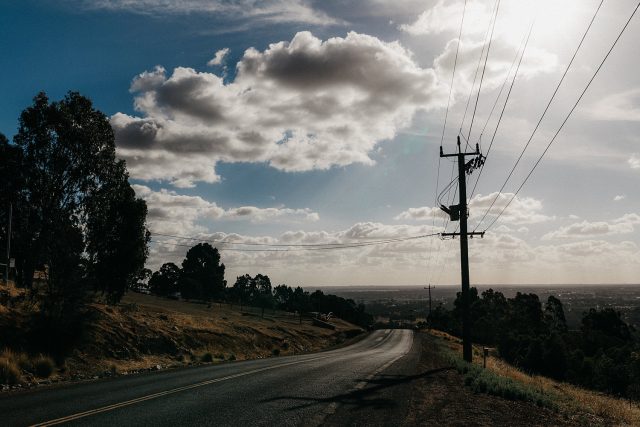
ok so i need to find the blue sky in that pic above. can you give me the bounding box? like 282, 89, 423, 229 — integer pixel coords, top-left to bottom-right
2, 0, 640, 286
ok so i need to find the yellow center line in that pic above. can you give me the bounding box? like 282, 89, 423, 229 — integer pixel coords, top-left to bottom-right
30, 355, 332, 427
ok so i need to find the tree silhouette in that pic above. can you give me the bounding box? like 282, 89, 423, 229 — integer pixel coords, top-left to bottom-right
10, 92, 149, 314
149, 263, 181, 297
180, 243, 226, 302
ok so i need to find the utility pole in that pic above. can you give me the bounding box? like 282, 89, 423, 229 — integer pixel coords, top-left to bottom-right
440, 137, 484, 362
5, 202, 12, 284
424, 284, 434, 317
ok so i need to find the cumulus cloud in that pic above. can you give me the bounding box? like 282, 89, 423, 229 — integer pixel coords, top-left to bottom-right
587, 88, 640, 122
225, 206, 319, 222
629, 154, 640, 169
207, 48, 229, 67
399, 0, 491, 36
433, 37, 556, 100
614, 195, 626, 202
113, 31, 446, 186
133, 185, 319, 235
393, 193, 552, 228
468, 192, 553, 225
394, 206, 447, 221
133, 184, 224, 235
542, 214, 640, 240
79, 0, 339, 25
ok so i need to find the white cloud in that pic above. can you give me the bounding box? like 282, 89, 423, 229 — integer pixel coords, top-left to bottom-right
394, 206, 447, 221
542, 214, 640, 240
133, 185, 319, 236
207, 48, 229, 67
113, 31, 446, 186
587, 88, 640, 122
614, 195, 626, 202
433, 37, 556, 100
225, 206, 319, 223
133, 184, 224, 235
629, 154, 640, 169
468, 192, 553, 225
399, 0, 491, 36
79, 0, 339, 25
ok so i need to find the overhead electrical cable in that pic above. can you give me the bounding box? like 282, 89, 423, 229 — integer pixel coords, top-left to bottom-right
468, 20, 535, 203
474, 0, 606, 231
466, 0, 501, 146
150, 232, 442, 252
484, 0, 639, 231
458, 0, 500, 148
151, 231, 439, 247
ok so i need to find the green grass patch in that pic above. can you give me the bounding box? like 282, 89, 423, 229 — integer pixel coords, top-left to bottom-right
438, 341, 556, 410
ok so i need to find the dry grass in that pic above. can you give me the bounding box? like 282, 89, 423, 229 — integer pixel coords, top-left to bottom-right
0, 284, 362, 386
57, 292, 362, 378
429, 330, 640, 426
0, 357, 22, 385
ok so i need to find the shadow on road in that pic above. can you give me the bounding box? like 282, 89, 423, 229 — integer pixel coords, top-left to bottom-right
260, 367, 453, 412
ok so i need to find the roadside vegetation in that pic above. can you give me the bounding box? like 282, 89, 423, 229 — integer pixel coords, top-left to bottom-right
428, 287, 640, 402
429, 329, 640, 425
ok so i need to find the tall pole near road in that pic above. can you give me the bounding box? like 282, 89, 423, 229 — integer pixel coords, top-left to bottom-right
424, 284, 434, 317
5, 202, 12, 284
440, 137, 484, 362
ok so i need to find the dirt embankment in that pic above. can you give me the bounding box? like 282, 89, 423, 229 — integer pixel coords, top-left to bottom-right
0, 285, 363, 390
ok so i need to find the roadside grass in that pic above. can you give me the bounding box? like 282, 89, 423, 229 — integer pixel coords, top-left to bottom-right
435, 337, 556, 409
429, 329, 640, 425
0, 357, 22, 385
0, 349, 56, 385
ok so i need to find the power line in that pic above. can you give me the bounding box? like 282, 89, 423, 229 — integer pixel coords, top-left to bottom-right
485, 0, 640, 231
150, 232, 442, 252
468, 20, 534, 204
438, 0, 468, 150
474, 0, 606, 231
466, 0, 501, 146
458, 0, 500, 149
151, 231, 438, 247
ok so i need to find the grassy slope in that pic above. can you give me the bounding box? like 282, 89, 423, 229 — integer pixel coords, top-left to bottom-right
426, 330, 640, 426
0, 283, 363, 388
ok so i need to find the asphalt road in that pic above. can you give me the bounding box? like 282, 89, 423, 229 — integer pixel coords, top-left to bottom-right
0, 329, 416, 426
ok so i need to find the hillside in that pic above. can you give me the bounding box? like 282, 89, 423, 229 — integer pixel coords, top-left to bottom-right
0, 283, 363, 390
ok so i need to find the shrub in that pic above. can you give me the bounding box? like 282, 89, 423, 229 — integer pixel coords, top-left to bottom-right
0, 358, 22, 385
228, 354, 236, 361
201, 352, 213, 363
215, 354, 225, 360
272, 348, 280, 356
33, 355, 55, 378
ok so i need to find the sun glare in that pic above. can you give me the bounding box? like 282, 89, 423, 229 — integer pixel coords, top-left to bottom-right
466, 0, 585, 47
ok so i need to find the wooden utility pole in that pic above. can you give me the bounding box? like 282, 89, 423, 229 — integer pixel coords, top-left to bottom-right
4, 203, 11, 284
424, 284, 434, 317
440, 137, 484, 362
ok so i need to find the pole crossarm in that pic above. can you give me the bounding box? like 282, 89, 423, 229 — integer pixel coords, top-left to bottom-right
441, 231, 485, 238
440, 143, 480, 158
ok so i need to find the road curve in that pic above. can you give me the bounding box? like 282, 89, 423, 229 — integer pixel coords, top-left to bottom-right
0, 329, 415, 426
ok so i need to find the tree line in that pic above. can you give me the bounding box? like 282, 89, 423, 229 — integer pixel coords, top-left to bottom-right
1, 92, 149, 318
428, 288, 640, 399
144, 242, 373, 327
